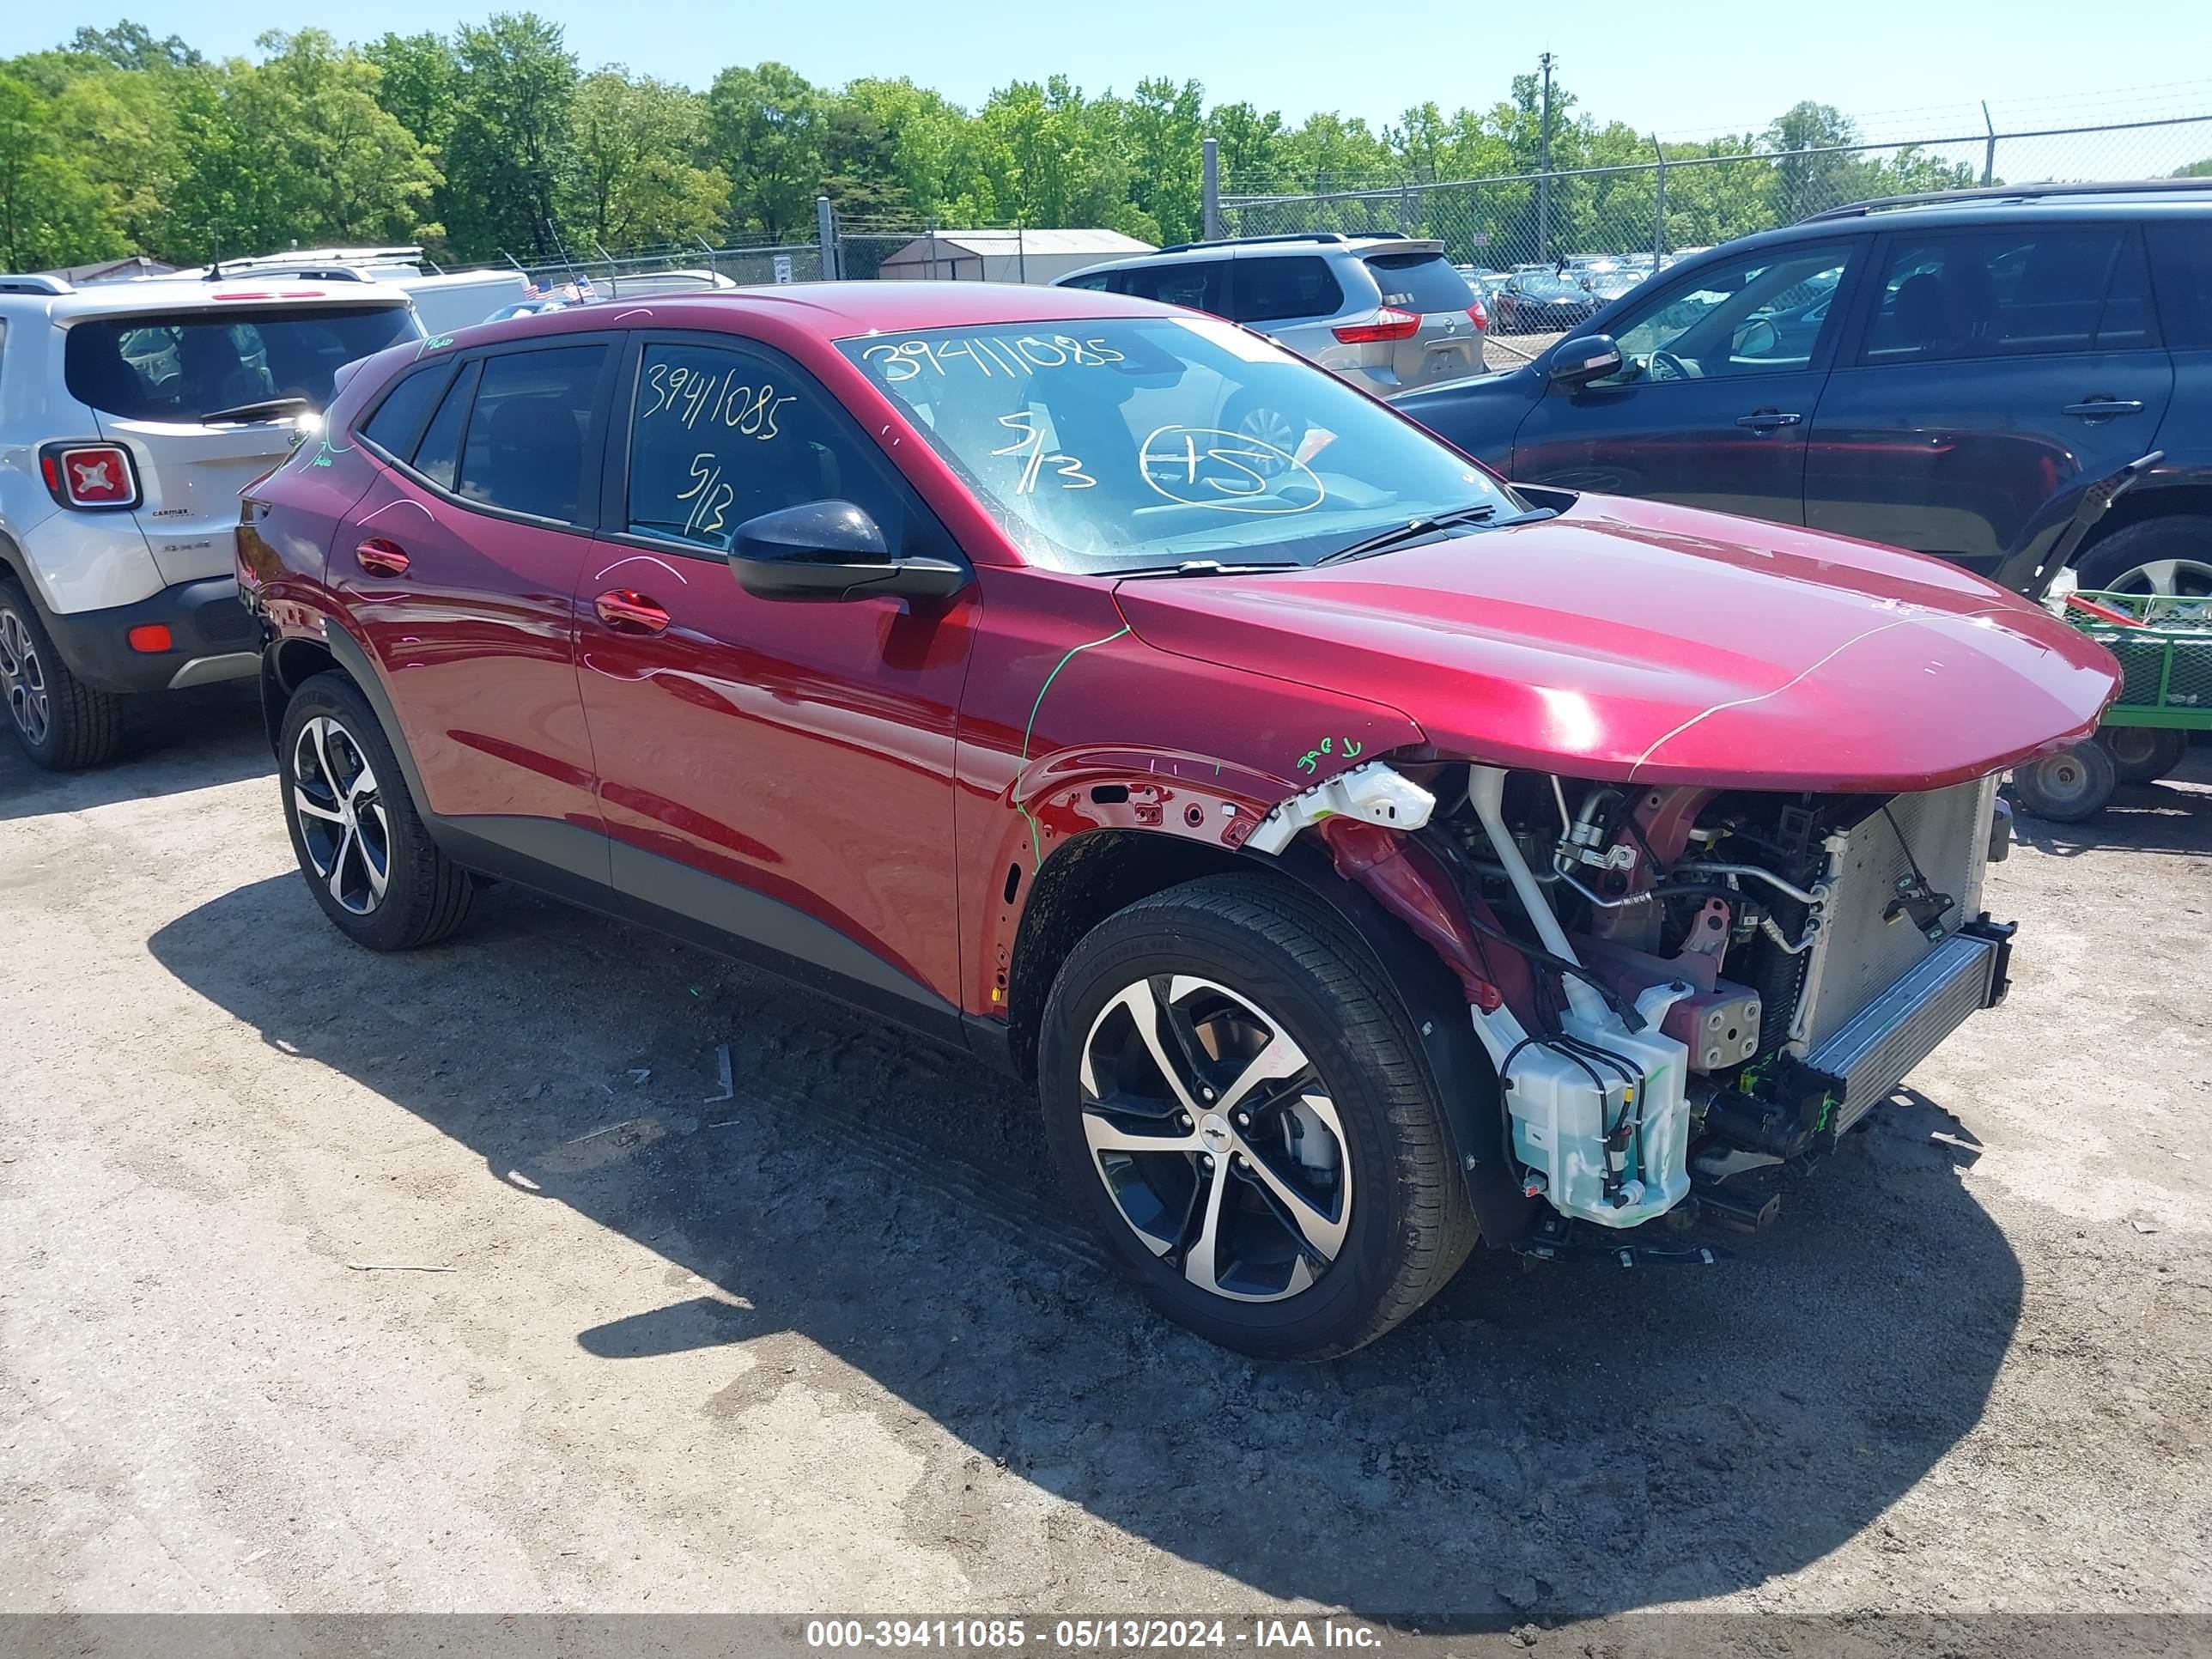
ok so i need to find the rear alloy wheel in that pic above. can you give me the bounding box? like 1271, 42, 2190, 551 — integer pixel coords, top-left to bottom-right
292, 714, 392, 916
1040, 875, 1477, 1359
280, 672, 477, 950
2010, 738, 2119, 823
2104, 726, 2188, 786
2073, 514, 2212, 600
0, 580, 123, 770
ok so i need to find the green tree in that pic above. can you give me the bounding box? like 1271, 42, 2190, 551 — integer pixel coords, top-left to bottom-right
257, 30, 441, 245
363, 31, 460, 156
1205, 100, 1288, 195
706, 62, 823, 242
973, 77, 1144, 235
65, 21, 202, 72
441, 12, 576, 259
563, 68, 724, 248
0, 68, 127, 269
840, 77, 972, 222
1120, 76, 1204, 244
2175, 158, 2212, 179
815, 91, 909, 223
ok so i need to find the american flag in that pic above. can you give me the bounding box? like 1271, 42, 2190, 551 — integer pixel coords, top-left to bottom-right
520, 276, 549, 300
558, 274, 597, 302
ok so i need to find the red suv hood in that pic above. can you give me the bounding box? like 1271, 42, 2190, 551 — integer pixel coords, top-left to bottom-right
1112, 494, 2119, 793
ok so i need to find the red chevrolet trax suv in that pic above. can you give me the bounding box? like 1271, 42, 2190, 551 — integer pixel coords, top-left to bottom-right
239, 283, 2117, 1358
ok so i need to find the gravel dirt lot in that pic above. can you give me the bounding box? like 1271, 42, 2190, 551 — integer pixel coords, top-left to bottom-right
3, 691, 2209, 1643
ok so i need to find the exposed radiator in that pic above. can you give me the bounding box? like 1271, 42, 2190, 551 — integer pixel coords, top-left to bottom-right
1793, 775, 1996, 1054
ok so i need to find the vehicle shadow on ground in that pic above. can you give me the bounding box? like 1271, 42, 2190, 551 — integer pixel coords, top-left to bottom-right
0, 689, 268, 821
149, 872, 2021, 1626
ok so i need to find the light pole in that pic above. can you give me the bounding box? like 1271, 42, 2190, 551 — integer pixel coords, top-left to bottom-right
1537, 52, 1555, 264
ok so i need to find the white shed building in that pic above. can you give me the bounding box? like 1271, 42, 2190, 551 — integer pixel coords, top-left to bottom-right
873, 228, 1155, 285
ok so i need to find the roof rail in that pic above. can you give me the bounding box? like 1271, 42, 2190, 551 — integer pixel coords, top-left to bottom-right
204, 264, 374, 283
0, 273, 74, 295
1800, 177, 2212, 224
1153, 231, 1349, 254
219, 245, 424, 270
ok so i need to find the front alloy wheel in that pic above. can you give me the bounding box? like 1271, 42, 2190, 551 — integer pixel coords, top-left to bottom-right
291, 714, 391, 915
1079, 975, 1351, 1302
1040, 875, 1478, 1359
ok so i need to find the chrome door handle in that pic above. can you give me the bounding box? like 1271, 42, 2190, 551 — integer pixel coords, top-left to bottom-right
1735, 410, 1802, 431
355, 538, 410, 577
594, 590, 671, 634
2063, 398, 2145, 419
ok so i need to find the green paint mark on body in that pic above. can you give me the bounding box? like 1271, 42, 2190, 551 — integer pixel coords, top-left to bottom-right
1017, 625, 1131, 866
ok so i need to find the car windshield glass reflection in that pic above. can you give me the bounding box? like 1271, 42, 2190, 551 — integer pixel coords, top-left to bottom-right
839, 317, 1516, 574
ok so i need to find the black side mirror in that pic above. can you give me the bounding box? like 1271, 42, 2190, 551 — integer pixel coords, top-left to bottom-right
727, 500, 969, 604
1549, 334, 1623, 387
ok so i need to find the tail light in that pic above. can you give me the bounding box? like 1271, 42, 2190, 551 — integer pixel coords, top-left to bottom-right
39, 442, 141, 511
1332, 307, 1420, 345
1468, 299, 1490, 331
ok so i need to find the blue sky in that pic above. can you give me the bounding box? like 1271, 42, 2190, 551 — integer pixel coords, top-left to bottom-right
15, 0, 2212, 170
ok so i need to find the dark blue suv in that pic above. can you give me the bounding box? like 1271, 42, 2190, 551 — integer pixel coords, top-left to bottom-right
1395, 181, 2212, 598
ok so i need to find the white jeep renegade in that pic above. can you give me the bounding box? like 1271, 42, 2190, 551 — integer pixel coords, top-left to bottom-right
0, 270, 419, 768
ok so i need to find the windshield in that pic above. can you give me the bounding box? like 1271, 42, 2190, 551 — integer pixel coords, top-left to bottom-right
1516, 276, 1586, 300
839, 316, 1515, 574
65, 304, 419, 422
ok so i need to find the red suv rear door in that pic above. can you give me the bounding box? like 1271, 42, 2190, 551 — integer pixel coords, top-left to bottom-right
574, 332, 979, 1015
334, 338, 618, 864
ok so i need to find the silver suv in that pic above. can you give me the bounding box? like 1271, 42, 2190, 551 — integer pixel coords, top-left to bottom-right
0, 270, 418, 767
1055, 234, 1488, 397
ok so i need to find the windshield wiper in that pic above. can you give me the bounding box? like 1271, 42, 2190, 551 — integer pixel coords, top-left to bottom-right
1316, 503, 1503, 564
1316, 502, 1563, 565
1114, 560, 1304, 580
198, 395, 313, 426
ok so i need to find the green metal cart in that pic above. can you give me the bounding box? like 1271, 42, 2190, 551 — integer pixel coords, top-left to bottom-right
2010, 590, 2212, 822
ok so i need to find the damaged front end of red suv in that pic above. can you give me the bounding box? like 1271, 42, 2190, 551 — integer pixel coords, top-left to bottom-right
990, 491, 2121, 1244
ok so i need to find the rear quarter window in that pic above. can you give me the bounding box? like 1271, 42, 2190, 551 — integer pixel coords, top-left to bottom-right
2148, 222, 2212, 349
359, 365, 451, 459
64, 305, 418, 421
1362, 252, 1474, 313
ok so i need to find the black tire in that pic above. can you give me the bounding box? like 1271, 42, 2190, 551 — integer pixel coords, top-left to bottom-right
0, 579, 124, 770
2104, 725, 2188, 786
2073, 514, 2212, 599
1038, 873, 1478, 1360
2009, 738, 2118, 823
278, 671, 476, 950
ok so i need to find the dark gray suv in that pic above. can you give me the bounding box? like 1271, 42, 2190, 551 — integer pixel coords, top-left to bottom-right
1397, 180, 2212, 598
1056, 233, 1488, 398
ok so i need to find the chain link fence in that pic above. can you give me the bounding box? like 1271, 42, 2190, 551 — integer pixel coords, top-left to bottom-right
1219, 112, 2212, 342
438, 237, 827, 295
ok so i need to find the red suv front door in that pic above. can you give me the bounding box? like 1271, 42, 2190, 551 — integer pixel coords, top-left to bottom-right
336, 341, 617, 856
574, 333, 979, 1012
